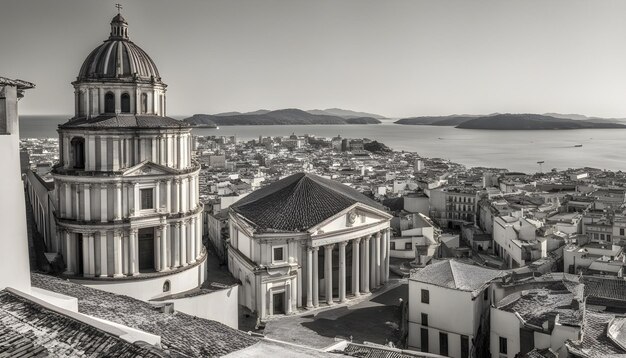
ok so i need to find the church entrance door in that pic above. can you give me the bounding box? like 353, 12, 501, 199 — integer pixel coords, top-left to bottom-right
138, 228, 155, 272
273, 292, 285, 315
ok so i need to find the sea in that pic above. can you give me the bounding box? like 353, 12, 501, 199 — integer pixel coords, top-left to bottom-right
20, 116, 626, 174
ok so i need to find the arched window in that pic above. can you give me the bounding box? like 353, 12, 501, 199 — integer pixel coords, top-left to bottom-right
121, 93, 131, 113
141, 93, 148, 114
104, 92, 115, 113
163, 280, 171, 292
70, 137, 85, 169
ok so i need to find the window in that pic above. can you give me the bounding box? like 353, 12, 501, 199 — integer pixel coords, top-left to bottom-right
390, 242, 395, 250
70, 137, 85, 169
104, 92, 115, 113
439, 332, 448, 356
140, 188, 154, 209
484, 288, 489, 300
461, 335, 469, 358
621, 228, 625, 236
121, 93, 131, 113
405, 242, 413, 250
421, 313, 428, 326
420, 328, 429, 352
141, 93, 148, 113
421, 289, 429, 304
499, 337, 507, 354
273, 246, 284, 263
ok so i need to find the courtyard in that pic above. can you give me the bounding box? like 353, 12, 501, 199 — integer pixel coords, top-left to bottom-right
262, 279, 408, 349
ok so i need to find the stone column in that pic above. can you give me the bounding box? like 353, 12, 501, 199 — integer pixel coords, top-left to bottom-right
338, 241, 347, 303
196, 215, 203, 258
384, 229, 390, 283
113, 230, 123, 277
306, 247, 313, 308
155, 226, 162, 271
324, 244, 334, 305
174, 179, 181, 213
122, 231, 129, 275
129, 228, 138, 275
189, 217, 197, 263
173, 222, 181, 268
155, 181, 161, 213
160, 224, 169, 271
352, 238, 361, 296
83, 184, 91, 221
362, 236, 370, 293
291, 276, 298, 313
375, 232, 381, 287
370, 234, 377, 288
166, 179, 172, 212
100, 185, 107, 222
312, 247, 319, 307
159, 136, 166, 165
63, 231, 73, 275
98, 231, 108, 277
180, 221, 187, 266
83, 232, 95, 277
115, 183, 122, 220
133, 183, 140, 215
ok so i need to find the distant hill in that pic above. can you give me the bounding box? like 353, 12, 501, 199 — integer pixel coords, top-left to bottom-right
395, 113, 626, 129
306, 108, 386, 119
183, 109, 381, 126
395, 115, 480, 126
456, 113, 626, 130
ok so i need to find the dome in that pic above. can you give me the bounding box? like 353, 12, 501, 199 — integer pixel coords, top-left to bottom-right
77, 15, 161, 82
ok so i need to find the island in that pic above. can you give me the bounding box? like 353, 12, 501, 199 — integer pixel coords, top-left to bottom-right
396, 113, 626, 130
183, 108, 382, 126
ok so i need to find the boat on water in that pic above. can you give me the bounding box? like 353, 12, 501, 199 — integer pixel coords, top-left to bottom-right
574, 144, 583, 147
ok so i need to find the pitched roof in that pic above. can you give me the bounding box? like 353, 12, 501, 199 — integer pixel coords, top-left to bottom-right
0, 290, 165, 357
230, 172, 386, 233
31, 273, 258, 357
410, 260, 506, 296
566, 311, 626, 357
60, 114, 188, 129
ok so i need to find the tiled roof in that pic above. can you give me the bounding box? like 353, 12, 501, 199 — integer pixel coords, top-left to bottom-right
0, 290, 165, 357
231, 172, 387, 233
499, 281, 583, 329
340, 343, 433, 357
522, 348, 557, 358
31, 273, 258, 357
583, 276, 626, 311
410, 259, 506, 296
566, 311, 626, 357
60, 114, 188, 129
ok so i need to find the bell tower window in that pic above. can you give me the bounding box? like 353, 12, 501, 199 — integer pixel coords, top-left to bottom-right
70, 137, 85, 169
121, 93, 131, 113
104, 92, 115, 113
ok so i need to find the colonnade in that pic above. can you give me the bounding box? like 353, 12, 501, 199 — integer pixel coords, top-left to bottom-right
61, 215, 203, 277
56, 175, 199, 222
60, 131, 193, 172
305, 228, 391, 308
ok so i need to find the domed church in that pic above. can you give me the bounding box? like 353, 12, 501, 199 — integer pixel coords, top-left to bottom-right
51, 12, 205, 301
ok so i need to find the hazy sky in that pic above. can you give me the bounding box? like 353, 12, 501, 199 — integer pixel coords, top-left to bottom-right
3, 0, 626, 118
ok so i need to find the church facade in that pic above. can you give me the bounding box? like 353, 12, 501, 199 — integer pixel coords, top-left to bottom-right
228, 173, 393, 319
51, 13, 205, 300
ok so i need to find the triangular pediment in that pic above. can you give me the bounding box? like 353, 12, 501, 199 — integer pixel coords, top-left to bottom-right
309, 202, 392, 237
122, 161, 179, 177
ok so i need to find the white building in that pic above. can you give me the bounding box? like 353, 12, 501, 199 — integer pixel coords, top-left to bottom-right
493, 215, 545, 268
490, 275, 583, 358
407, 260, 505, 357
228, 172, 392, 319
